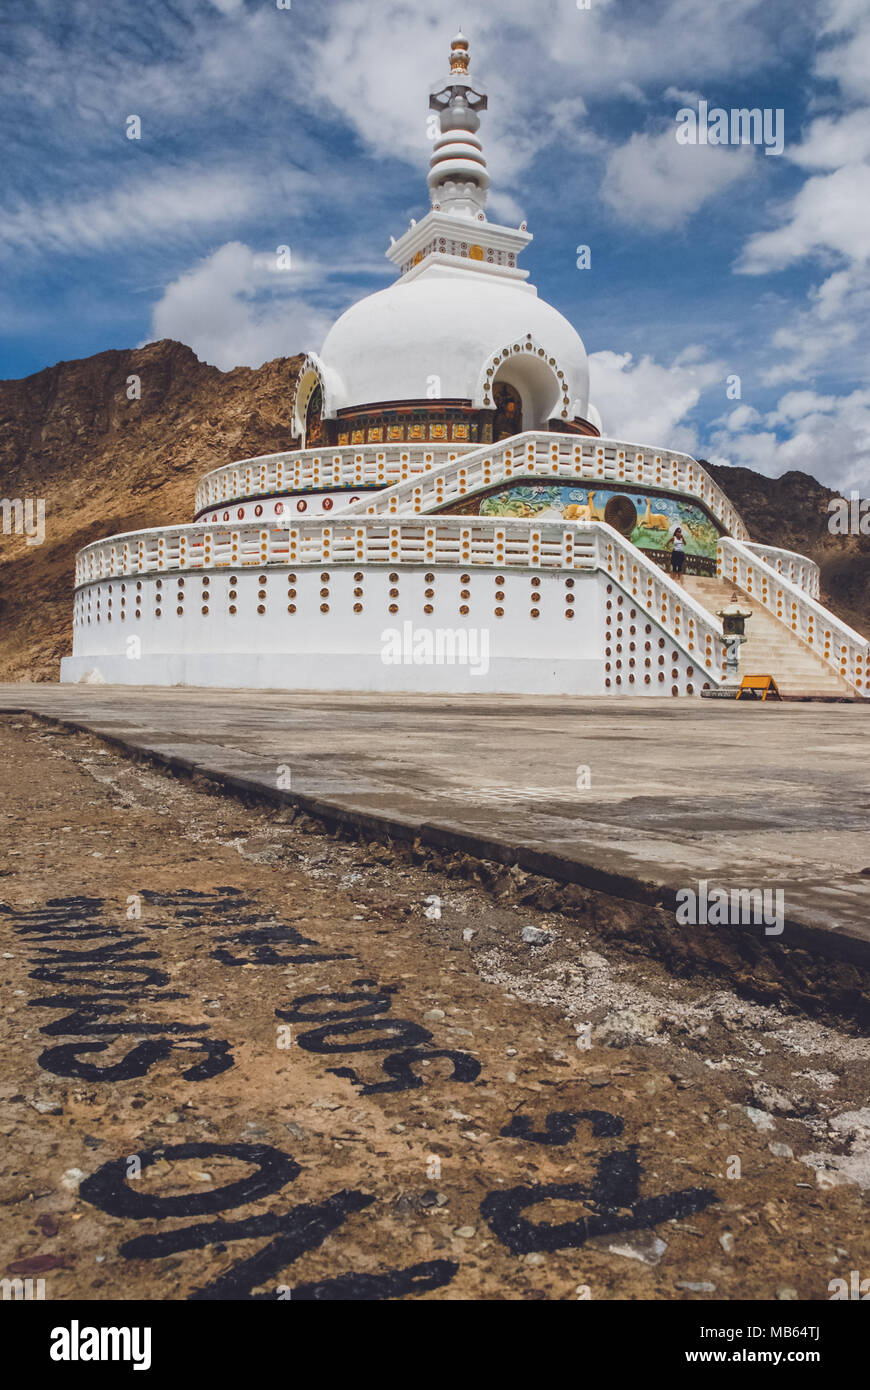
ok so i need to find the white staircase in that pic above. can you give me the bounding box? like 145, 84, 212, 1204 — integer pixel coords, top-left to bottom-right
683, 576, 858, 697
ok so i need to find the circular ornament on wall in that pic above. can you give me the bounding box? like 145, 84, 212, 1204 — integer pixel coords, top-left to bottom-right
604, 495, 638, 536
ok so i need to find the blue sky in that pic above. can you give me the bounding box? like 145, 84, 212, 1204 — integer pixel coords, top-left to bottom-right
2, 0, 869, 489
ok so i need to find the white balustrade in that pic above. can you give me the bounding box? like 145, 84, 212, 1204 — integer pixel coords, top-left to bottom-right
194, 441, 472, 513
194, 433, 749, 542
743, 542, 820, 599
341, 431, 749, 541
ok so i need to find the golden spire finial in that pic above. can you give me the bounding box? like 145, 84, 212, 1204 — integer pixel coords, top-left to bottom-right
450, 30, 470, 74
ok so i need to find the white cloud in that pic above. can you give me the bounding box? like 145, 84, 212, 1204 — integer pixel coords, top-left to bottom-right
728, 2, 870, 403
738, 163, 870, 273
487, 190, 526, 225
757, 267, 870, 387
718, 404, 763, 431
0, 166, 292, 257
663, 86, 703, 106
817, 0, 870, 100
708, 385, 870, 491
766, 390, 837, 423
789, 110, 870, 169
147, 241, 334, 371
589, 347, 724, 452
601, 129, 755, 229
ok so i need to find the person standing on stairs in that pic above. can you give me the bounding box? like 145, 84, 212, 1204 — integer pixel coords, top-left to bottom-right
669, 525, 686, 582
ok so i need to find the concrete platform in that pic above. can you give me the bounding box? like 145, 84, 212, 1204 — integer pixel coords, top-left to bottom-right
2, 685, 869, 961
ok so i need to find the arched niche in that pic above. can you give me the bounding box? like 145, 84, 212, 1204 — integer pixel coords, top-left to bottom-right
292, 356, 329, 447
476, 337, 571, 432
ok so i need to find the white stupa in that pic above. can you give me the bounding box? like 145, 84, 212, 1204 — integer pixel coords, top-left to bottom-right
292, 32, 595, 451
60, 33, 867, 699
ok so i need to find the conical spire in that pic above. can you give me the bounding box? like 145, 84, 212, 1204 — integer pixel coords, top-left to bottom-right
427, 32, 490, 219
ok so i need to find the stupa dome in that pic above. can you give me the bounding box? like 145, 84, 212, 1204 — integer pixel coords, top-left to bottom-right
318, 265, 590, 425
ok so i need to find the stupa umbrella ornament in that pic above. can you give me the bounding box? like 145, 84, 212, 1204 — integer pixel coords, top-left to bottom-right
717, 591, 753, 685
428, 32, 491, 218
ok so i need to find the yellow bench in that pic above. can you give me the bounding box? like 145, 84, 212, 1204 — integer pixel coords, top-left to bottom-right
736, 675, 782, 701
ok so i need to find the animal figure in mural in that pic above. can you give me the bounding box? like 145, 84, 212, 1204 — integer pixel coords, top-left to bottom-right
640, 498, 670, 531
562, 491, 602, 522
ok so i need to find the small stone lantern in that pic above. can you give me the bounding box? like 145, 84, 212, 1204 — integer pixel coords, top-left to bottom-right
717, 591, 753, 684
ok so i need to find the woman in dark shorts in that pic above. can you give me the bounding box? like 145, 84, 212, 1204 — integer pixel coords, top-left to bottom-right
670, 526, 686, 578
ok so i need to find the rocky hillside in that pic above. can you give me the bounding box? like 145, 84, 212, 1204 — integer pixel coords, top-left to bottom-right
0, 339, 866, 681
0, 340, 302, 681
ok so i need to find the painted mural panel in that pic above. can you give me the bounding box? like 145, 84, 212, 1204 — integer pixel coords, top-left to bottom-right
471, 485, 720, 559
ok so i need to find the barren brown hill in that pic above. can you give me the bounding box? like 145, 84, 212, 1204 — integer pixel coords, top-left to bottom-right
0, 338, 866, 681
0, 340, 302, 680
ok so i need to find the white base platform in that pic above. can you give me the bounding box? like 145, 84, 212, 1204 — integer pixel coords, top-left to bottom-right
61, 565, 712, 696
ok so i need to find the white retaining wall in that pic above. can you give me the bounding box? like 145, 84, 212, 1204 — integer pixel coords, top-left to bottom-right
61, 565, 711, 696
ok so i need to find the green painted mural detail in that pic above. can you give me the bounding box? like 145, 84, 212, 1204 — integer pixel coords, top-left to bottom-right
477, 485, 720, 558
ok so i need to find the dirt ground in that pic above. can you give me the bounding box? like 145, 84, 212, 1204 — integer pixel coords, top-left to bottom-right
0, 713, 868, 1302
